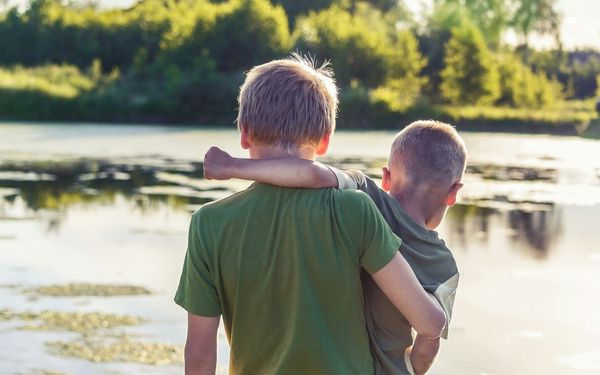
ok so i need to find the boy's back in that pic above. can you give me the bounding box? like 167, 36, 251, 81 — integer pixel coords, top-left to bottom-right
175, 183, 402, 374
335, 170, 459, 374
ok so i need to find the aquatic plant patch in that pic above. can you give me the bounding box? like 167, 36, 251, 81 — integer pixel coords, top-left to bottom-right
30, 283, 152, 297
0, 310, 143, 334
47, 335, 183, 365
0, 309, 182, 366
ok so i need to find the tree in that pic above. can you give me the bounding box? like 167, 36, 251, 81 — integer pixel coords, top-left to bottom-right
271, 0, 334, 23
294, 5, 390, 88
430, 0, 510, 47
440, 21, 500, 105
205, 0, 291, 72
596, 75, 600, 114
371, 30, 428, 111
510, 0, 562, 49
463, 0, 509, 47
497, 52, 562, 108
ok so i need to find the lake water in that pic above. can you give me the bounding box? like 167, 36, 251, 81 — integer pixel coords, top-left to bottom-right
1, 123, 600, 374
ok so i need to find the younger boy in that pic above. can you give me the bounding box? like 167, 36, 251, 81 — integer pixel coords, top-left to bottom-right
203, 120, 466, 374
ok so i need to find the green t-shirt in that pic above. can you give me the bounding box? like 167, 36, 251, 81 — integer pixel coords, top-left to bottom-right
330, 168, 459, 375
175, 183, 401, 374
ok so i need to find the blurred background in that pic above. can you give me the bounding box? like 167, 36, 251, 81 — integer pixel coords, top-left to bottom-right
0, 0, 599, 374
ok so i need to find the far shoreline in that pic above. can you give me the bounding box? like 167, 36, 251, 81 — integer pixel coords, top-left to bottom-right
1, 118, 599, 138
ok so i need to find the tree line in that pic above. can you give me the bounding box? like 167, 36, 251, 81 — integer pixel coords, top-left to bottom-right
0, 0, 598, 126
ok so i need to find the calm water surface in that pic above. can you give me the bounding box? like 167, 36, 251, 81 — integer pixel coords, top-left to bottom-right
1, 123, 599, 374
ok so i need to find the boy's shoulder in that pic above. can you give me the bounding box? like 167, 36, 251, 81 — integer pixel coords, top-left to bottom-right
194, 182, 376, 221
330, 185, 386, 217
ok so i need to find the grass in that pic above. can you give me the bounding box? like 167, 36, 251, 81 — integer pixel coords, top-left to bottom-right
0, 65, 99, 99
440, 99, 598, 126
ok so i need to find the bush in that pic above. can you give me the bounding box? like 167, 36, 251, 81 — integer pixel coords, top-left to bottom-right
440, 21, 500, 105
295, 5, 390, 88
204, 0, 291, 72
497, 53, 562, 108
0, 0, 168, 70
370, 30, 428, 112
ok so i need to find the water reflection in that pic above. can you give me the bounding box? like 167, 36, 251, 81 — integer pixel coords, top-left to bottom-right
0, 158, 211, 214
0, 155, 569, 260
2, 127, 600, 375
507, 208, 562, 257
446, 203, 563, 259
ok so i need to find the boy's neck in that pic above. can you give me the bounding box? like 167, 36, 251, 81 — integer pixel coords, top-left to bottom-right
389, 189, 433, 229
250, 144, 317, 161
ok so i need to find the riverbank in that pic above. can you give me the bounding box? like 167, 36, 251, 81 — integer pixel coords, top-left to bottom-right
1, 110, 598, 138
0, 65, 597, 135
439, 101, 599, 136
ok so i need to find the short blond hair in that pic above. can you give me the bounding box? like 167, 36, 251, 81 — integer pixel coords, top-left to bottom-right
390, 120, 467, 185
237, 54, 338, 151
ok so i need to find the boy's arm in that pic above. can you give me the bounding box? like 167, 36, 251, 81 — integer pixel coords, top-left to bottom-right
185, 313, 219, 374
407, 334, 440, 375
371, 253, 447, 339
203, 147, 337, 188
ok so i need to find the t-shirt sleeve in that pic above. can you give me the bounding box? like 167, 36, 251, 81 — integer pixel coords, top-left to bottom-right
353, 194, 402, 274
327, 166, 361, 190
174, 212, 221, 317
432, 272, 459, 339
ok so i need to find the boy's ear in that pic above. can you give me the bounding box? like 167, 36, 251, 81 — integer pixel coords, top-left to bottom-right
381, 166, 392, 192
446, 182, 463, 206
315, 133, 331, 156
240, 127, 251, 150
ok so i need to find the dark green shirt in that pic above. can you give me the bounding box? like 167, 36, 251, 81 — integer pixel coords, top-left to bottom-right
175, 183, 402, 374
331, 169, 459, 375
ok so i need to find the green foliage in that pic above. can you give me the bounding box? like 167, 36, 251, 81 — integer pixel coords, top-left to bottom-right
440, 22, 500, 105
441, 100, 597, 125
497, 53, 562, 108
337, 81, 372, 128
295, 4, 424, 90
510, 0, 560, 47
419, 1, 472, 96
0, 64, 95, 98
428, 0, 509, 47
462, 0, 509, 47
526, 49, 600, 99
0, 0, 171, 70
271, 0, 404, 23
567, 55, 600, 99
158, 0, 291, 72
0, 63, 118, 120
295, 5, 389, 87
0, 0, 592, 128
204, 0, 291, 72
370, 31, 428, 112
272, 0, 334, 23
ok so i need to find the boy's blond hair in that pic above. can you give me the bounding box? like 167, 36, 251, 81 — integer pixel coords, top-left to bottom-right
237, 54, 338, 151
390, 120, 467, 186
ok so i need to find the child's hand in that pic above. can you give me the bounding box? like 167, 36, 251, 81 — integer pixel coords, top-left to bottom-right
203, 147, 235, 180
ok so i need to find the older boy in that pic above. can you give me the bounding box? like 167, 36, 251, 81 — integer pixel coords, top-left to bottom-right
175, 56, 445, 375
203, 120, 466, 374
